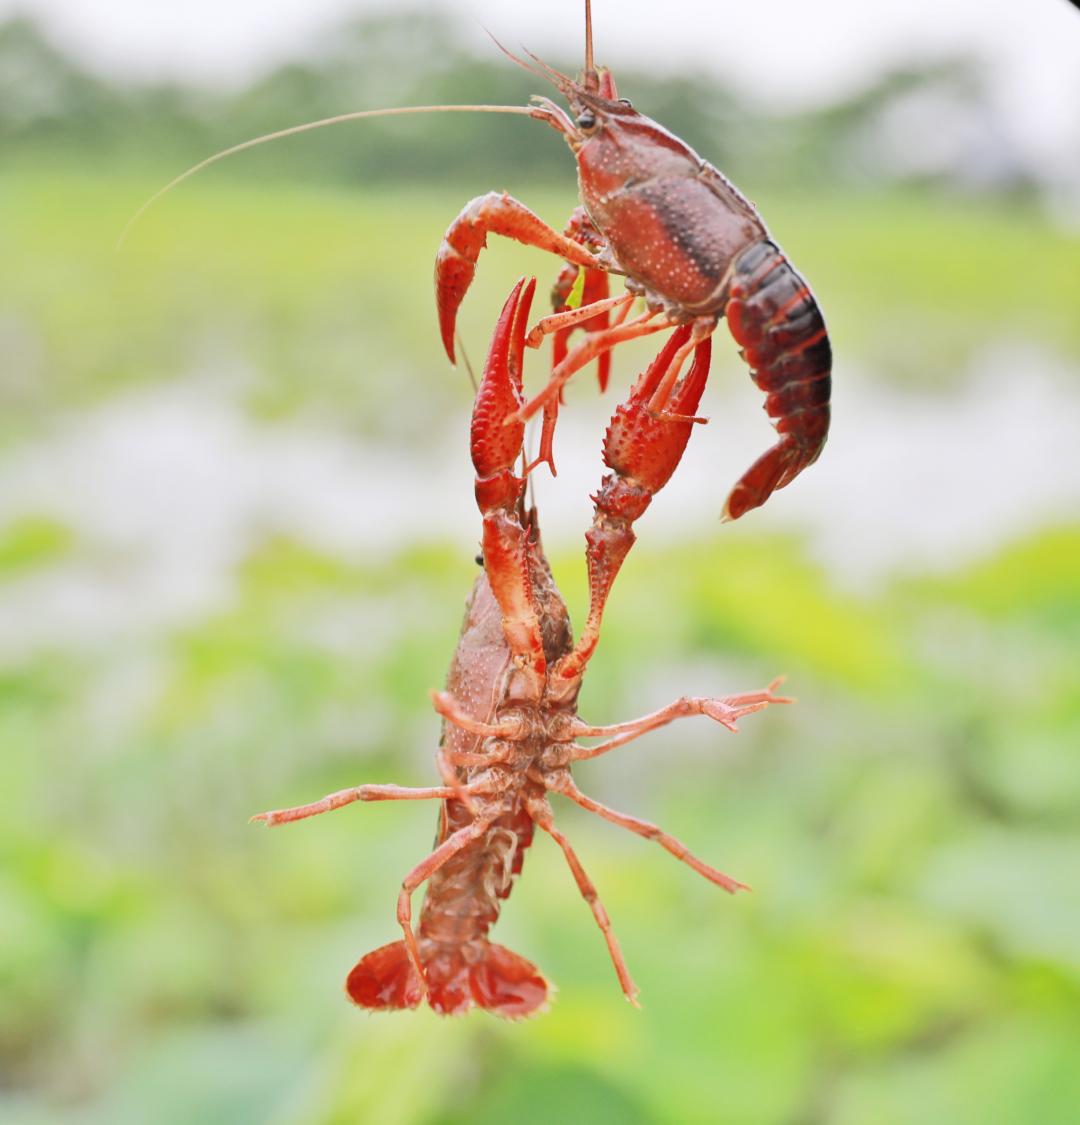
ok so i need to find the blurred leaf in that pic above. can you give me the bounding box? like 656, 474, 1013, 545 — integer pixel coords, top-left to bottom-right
0, 517, 73, 576
831, 1015, 1080, 1125
919, 828, 1080, 972
910, 525, 1080, 629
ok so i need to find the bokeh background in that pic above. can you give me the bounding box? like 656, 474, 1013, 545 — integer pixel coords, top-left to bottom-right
2, 1, 1079, 1122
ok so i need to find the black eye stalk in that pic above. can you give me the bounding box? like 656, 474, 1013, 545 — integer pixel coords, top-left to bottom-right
576, 110, 598, 132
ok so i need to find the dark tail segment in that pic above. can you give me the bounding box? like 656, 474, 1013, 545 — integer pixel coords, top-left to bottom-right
723, 239, 832, 521
345, 939, 550, 1020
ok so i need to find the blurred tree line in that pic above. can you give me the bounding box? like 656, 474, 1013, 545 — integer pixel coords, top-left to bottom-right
0, 9, 1042, 194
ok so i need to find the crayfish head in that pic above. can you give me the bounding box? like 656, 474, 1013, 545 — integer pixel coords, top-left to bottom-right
492, 32, 629, 156
528, 68, 634, 153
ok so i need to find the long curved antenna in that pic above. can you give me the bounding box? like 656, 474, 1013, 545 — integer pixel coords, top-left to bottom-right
523, 48, 575, 89
456, 333, 478, 394
117, 103, 533, 250
484, 30, 574, 93
484, 30, 545, 82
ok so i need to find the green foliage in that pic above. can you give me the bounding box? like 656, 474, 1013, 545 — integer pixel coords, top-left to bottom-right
2, 506, 1078, 1122
0, 517, 73, 576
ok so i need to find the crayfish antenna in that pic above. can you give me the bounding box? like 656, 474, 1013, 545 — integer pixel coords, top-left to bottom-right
584, 0, 596, 84
523, 48, 576, 90
482, 29, 577, 96
116, 103, 534, 251
456, 334, 478, 393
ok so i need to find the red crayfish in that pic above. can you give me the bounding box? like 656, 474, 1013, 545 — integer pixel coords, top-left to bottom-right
123, 4, 832, 523
255, 277, 789, 1017
436, 2, 832, 519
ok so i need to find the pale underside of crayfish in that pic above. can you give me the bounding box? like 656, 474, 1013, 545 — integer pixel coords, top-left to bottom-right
254, 278, 790, 1017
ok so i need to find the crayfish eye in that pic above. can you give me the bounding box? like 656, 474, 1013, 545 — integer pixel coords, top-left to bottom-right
618, 97, 633, 109
575, 110, 598, 132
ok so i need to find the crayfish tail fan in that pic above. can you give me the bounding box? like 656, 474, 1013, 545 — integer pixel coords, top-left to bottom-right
419, 941, 551, 1018
345, 941, 423, 1010
345, 939, 550, 1018
467, 943, 550, 1019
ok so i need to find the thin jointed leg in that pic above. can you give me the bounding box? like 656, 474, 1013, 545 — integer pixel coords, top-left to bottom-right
517, 314, 670, 422
524, 293, 634, 348
570, 678, 791, 759
441, 746, 510, 768
551, 774, 749, 895
396, 816, 495, 990
529, 798, 640, 1007
252, 783, 468, 827
435, 746, 480, 816
431, 689, 524, 739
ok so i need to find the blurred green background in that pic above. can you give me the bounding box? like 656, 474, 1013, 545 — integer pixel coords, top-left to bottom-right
2, 5, 1079, 1124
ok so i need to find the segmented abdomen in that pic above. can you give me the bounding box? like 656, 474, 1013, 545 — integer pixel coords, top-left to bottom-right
723, 239, 832, 520
418, 802, 533, 947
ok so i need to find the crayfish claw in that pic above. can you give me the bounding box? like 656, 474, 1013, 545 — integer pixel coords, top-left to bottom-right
436, 192, 595, 364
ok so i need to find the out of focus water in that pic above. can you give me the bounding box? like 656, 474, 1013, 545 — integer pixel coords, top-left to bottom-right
2, 344, 1077, 656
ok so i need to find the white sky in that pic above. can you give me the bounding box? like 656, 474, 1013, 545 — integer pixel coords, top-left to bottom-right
2, 1, 1076, 95
3, 0, 1079, 165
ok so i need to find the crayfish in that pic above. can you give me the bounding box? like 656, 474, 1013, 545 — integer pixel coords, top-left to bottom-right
436, 6, 832, 519
255, 278, 789, 1017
